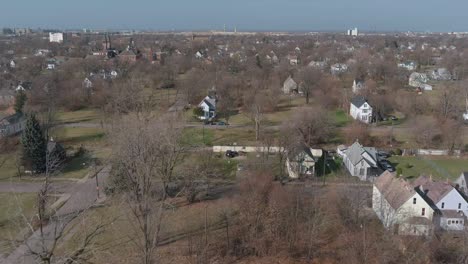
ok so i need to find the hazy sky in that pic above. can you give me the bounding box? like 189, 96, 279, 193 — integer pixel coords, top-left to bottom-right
1, 0, 466, 32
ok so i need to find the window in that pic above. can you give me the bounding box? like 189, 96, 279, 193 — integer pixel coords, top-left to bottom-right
456, 221, 459, 224
413, 198, 417, 204
441, 202, 445, 209
448, 220, 451, 225
458, 203, 462, 209
362, 109, 368, 114
421, 208, 425, 216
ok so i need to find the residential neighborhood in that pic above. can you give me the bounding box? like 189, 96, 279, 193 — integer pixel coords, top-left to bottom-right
0, 3, 468, 263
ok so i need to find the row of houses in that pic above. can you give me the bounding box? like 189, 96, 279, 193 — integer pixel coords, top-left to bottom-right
373, 171, 468, 235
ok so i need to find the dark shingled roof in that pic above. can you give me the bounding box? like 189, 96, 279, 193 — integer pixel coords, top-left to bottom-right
351, 95, 368, 108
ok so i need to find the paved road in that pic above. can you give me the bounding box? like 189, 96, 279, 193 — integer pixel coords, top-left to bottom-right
2, 166, 110, 264
0, 182, 71, 194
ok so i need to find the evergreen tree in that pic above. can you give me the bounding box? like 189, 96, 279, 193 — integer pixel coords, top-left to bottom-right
21, 113, 47, 173
14, 90, 27, 114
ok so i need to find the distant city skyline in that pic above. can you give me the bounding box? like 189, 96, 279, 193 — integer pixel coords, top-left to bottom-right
1, 0, 467, 32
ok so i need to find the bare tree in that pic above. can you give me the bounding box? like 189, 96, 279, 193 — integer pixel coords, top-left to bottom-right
109, 113, 184, 264
285, 106, 334, 146
299, 67, 322, 104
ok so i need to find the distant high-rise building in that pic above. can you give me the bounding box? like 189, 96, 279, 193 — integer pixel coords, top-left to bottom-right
49, 32, 64, 43
347, 27, 358, 36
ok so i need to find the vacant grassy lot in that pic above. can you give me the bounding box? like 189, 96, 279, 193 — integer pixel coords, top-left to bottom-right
0, 193, 36, 254
51, 127, 105, 145
389, 155, 468, 181
182, 127, 262, 146
55, 109, 102, 124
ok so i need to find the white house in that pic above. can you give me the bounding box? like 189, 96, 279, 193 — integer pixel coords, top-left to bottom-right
287, 55, 299, 66
372, 171, 435, 236
397, 61, 417, 71
430, 68, 452, 81
352, 79, 365, 94
83, 78, 93, 89
308, 60, 327, 70
349, 96, 373, 124
409, 72, 432, 91
198, 95, 216, 120
282, 76, 298, 94
330, 63, 348, 75
412, 175, 468, 231
286, 146, 322, 179
9, 60, 16, 68
453, 172, 468, 195
46, 60, 56, 70
342, 141, 379, 181
49, 32, 64, 43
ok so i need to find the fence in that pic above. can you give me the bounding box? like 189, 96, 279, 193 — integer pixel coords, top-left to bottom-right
212, 146, 284, 153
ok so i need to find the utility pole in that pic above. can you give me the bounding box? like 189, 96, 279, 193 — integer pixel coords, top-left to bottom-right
94, 160, 100, 199
322, 150, 326, 186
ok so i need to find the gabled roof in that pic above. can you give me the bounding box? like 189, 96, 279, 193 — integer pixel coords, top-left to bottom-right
200, 95, 216, 110
459, 172, 468, 185
0, 113, 24, 126
412, 176, 455, 204
374, 171, 416, 210
350, 96, 369, 108
345, 141, 377, 166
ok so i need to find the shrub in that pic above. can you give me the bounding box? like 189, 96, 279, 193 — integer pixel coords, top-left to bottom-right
394, 148, 403, 155
396, 167, 403, 177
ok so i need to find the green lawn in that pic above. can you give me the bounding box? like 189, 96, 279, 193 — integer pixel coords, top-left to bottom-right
0, 154, 19, 181
55, 109, 102, 124
182, 127, 260, 146
389, 156, 468, 181
332, 109, 352, 127
51, 127, 105, 145
0, 193, 37, 254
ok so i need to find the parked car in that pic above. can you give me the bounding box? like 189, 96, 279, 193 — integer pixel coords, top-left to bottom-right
379, 160, 395, 172
377, 151, 390, 159
225, 150, 239, 158
389, 116, 398, 121
216, 121, 229, 126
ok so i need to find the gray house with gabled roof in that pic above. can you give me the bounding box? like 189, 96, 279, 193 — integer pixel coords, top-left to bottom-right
343, 141, 379, 181
0, 113, 26, 138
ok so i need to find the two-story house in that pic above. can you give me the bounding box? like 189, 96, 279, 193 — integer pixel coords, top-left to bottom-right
373, 171, 435, 236
282, 76, 298, 94
286, 145, 322, 179
198, 95, 217, 120
350, 96, 373, 124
